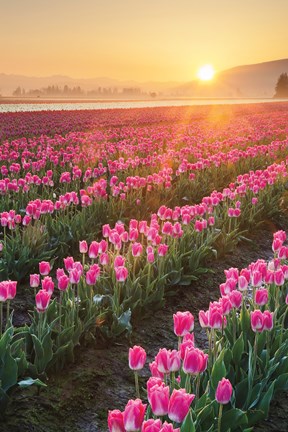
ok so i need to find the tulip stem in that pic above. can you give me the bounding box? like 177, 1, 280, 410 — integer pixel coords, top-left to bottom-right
178, 336, 181, 351
218, 403, 223, 432
6, 300, 10, 328
253, 333, 258, 378
171, 371, 175, 390
195, 374, 201, 400
134, 371, 140, 399
0, 302, 3, 337
266, 331, 270, 369
185, 374, 191, 393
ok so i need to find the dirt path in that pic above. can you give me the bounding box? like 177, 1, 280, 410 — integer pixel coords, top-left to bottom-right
1, 221, 287, 432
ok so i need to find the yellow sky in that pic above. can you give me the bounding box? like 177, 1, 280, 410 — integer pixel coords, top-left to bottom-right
1, 0, 287, 82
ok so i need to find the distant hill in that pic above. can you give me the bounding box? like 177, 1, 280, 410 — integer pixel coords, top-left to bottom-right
0, 59, 288, 98
173, 59, 288, 98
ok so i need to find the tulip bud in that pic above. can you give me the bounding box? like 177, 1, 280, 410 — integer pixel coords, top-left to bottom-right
173, 311, 194, 337
108, 409, 125, 432
123, 399, 146, 432
168, 389, 195, 423
35, 289, 51, 313
215, 378, 233, 404
255, 288, 268, 306
129, 346, 146, 371
39, 261, 51, 276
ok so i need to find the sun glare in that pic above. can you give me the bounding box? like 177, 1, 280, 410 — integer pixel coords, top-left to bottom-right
197, 64, 215, 81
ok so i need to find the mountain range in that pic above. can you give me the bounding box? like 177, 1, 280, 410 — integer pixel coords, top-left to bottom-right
0, 58, 287, 98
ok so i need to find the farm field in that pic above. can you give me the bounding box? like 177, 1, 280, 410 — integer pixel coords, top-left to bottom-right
0, 103, 287, 432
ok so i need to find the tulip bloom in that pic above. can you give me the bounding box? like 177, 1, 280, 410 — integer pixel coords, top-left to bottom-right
255, 288, 268, 306
160, 422, 180, 432
79, 240, 88, 254
115, 266, 128, 282
149, 361, 164, 379
123, 399, 146, 432
173, 311, 194, 337
168, 389, 195, 423
58, 275, 69, 291
183, 347, 208, 375
142, 419, 162, 432
35, 289, 51, 313
0, 283, 8, 302
149, 383, 169, 416
30, 274, 40, 288
108, 410, 125, 432
7, 281, 17, 300
41, 276, 54, 295
215, 378, 233, 404
129, 346, 147, 371
39, 261, 51, 276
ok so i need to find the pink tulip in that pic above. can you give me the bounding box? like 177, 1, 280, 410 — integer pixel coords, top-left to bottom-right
147, 377, 164, 403
155, 348, 170, 374
0, 283, 8, 302
274, 269, 285, 286
41, 276, 54, 295
229, 291, 242, 308
35, 290, 51, 313
251, 271, 262, 287
132, 242, 143, 257
69, 268, 82, 284
199, 310, 209, 328
115, 266, 128, 282
158, 244, 169, 257
114, 255, 126, 268
79, 240, 88, 253
30, 274, 40, 288
183, 347, 208, 374
215, 378, 233, 404
100, 253, 109, 266
168, 350, 181, 372
168, 389, 195, 423
129, 346, 147, 371
108, 409, 125, 432
149, 361, 164, 379
86, 269, 99, 285
123, 399, 146, 432
7, 281, 17, 300
160, 422, 180, 432
263, 311, 273, 330
173, 311, 194, 337
88, 241, 99, 259
251, 310, 265, 332
255, 288, 268, 306
149, 383, 169, 416
64, 256, 74, 271
58, 275, 69, 291
141, 419, 162, 432
39, 261, 51, 276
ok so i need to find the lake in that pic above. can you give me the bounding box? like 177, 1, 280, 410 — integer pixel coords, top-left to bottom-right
0, 98, 286, 113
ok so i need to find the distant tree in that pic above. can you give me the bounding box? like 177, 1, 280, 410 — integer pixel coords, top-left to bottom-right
274, 73, 288, 98
13, 86, 22, 97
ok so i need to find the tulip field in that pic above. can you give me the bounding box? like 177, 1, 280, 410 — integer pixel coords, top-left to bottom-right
0, 102, 288, 431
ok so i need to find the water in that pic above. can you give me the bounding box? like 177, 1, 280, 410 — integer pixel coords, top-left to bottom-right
0, 98, 286, 113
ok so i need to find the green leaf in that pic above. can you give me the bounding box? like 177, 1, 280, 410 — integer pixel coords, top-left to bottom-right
211, 358, 227, 391
181, 409, 195, 432
18, 377, 47, 388
232, 333, 244, 363
221, 408, 248, 431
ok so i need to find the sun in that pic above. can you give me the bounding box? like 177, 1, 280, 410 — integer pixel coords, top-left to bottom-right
197, 64, 215, 81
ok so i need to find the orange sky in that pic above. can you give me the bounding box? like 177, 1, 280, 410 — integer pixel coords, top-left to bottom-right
1, 0, 288, 82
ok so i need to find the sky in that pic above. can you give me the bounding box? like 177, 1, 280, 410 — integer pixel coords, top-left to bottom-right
1, 0, 288, 82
